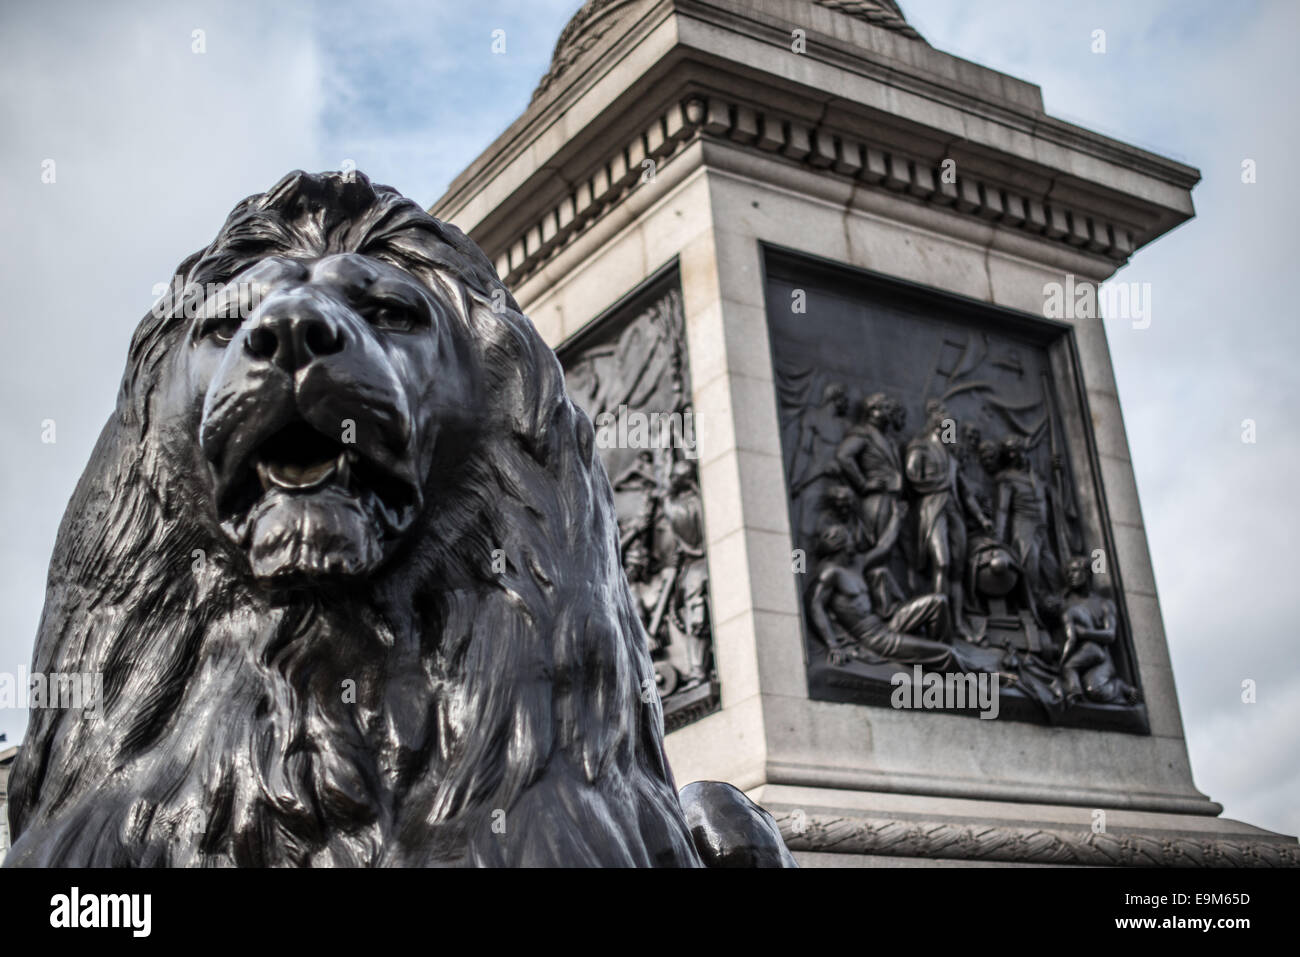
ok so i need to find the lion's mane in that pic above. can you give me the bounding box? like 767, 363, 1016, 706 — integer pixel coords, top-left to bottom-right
6, 171, 699, 867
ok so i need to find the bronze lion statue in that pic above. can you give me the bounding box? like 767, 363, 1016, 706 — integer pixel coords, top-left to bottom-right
5, 171, 793, 868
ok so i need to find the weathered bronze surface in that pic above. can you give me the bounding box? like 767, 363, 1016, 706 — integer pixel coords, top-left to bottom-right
5, 172, 791, 867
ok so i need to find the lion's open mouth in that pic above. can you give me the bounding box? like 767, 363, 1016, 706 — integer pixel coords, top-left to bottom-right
218, 421, 418, 546
255, 422, 350, 492
217, 421, 346, 519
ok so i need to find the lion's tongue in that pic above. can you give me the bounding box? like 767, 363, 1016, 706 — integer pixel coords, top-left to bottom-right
257, 454, 344, 491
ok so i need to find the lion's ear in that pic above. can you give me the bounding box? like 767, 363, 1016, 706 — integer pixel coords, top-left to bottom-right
507, 322, 574, 461
119, 248, 208, 411
456, 288, 572, 461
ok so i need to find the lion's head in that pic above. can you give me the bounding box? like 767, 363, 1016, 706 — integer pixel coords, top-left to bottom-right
6, 171, 700, 867
198, 251, 460, 582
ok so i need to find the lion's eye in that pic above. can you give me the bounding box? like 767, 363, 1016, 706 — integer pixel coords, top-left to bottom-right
201, 315, 241, 344
367, 305, 417, 333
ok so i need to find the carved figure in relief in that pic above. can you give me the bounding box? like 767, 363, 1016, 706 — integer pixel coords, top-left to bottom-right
992, 435, 1050, 592
807, 524, 956, 668
1057, 557, 1140, 705
835, 393, 907, 554
904, 401, 992, 640
663, 460, 711, 690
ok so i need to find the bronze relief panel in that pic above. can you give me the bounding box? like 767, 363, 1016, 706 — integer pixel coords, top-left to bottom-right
559, 267, 720, 731
765, 250, 1146, 732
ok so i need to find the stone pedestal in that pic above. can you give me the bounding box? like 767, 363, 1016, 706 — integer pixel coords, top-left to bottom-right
431, 0, 1296, 864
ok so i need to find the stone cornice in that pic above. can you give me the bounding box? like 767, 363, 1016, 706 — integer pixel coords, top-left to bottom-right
679, 0, 1197, 192
430, 0, 1200, 293
472, 91, 1171, 292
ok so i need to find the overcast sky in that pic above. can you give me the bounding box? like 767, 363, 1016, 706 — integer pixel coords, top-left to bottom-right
1, 0, 1295, 838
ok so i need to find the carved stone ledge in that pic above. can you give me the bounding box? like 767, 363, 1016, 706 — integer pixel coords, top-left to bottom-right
492, 90, 1139, 289
497, 97, 703, 288
775, 812, 1300, 867
683, 94, 1135, 262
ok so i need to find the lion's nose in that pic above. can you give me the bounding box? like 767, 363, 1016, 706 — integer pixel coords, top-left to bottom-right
244, 297, 344, 372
